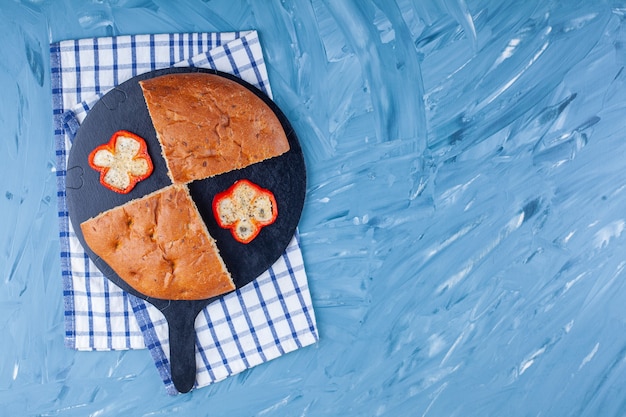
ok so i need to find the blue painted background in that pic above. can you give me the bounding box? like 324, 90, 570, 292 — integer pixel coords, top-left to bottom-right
2, 0, 626, 415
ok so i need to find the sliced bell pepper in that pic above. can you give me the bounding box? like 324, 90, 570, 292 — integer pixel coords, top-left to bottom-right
88, 130, 154, 194
212, 179, 278, 244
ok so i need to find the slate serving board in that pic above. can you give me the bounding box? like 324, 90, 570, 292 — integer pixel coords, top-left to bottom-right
65, 67, 306, 393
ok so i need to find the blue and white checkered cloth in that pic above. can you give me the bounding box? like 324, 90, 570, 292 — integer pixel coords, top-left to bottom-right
50, 31, 318, 394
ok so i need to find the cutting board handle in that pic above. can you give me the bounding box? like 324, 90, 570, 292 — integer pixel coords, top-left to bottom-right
164, 304, 201, 393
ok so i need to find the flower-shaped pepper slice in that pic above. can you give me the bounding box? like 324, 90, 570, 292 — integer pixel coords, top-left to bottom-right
212, 179, 278, 244
88, 130, 154, 194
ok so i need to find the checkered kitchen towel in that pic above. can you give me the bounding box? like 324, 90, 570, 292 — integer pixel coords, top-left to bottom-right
50, 31, 318, 394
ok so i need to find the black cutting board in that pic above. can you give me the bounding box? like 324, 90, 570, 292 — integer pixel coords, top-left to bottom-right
65, 67, 306, 393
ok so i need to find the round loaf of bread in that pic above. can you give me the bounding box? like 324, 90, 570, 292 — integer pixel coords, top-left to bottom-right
139, 72, 290, 184
80, 184, 234, 300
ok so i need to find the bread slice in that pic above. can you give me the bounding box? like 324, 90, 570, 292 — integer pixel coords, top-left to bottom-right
139, 72, 290, 184
80, 184, 234, 300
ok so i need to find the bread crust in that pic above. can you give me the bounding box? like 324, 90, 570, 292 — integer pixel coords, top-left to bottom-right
139, 73, 290, 184
80, 184, 234, 300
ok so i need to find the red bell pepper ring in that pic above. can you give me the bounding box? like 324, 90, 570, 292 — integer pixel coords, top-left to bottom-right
88, 130, 154, 194
212, 179, 278, 244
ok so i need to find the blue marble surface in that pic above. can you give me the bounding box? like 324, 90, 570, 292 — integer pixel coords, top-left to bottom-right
2, 0, 626, 415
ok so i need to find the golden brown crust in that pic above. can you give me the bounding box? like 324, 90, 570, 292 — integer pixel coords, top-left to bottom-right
80, 184, 234, 300
139, 72, 290, 184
